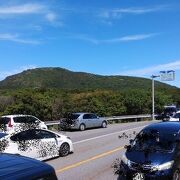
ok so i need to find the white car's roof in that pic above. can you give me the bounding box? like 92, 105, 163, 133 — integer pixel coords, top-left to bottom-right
1, 114, 36, 118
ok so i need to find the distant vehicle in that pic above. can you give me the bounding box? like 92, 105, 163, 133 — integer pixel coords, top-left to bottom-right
119, 122, 180, 180
0, 129, 73, 161
60, 113, 107, 131
169, 111, 180, 121
156, 105, 179, 121
0, 114, 47, 134
0, 153, 57, 180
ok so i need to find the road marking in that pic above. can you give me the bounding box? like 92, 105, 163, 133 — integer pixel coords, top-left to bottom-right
73, 125, 146, 145
56, 146, 124, 173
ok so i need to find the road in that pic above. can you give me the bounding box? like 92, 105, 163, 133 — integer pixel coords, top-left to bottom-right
47, 121, 157, 180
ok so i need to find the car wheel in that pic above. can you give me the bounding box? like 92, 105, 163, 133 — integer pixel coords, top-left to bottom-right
59, 143, 70, 157
173, 169, 180, 180
101, 121, 107, 128
79, 124, 85, 131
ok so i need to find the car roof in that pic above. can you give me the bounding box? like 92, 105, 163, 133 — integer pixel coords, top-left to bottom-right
143, 122, 180, 134
1, 114, 35, 118
72, 112, 94, 115
0, 153, 57, 180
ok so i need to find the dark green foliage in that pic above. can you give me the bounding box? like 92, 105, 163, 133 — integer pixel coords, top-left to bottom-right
0, 68, 179, 120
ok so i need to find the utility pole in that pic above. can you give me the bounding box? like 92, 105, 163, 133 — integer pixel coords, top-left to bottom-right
151, 75, 159, 120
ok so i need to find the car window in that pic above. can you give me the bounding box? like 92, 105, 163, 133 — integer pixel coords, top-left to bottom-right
10, 130, 41, 141
10, 131, 31, 141
83, 114, 91, 119
13, 116, 28, 123
39, 130, 56, 139
174, 113, 180, 118
27, 116, 39, 123
90, 114, 97, 119
0, 117, 10, 124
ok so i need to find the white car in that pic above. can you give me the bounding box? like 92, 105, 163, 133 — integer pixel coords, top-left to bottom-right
0, 129, 73, 161
169, 111, 180, 121
0, 115, 47, 134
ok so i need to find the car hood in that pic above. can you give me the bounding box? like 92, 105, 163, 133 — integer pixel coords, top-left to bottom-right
126, 150, 174, 165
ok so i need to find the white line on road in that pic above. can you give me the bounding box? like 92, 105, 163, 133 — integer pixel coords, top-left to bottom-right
73, 125, 146, 145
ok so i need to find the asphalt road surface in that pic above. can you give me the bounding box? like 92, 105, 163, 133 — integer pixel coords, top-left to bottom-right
47, 120, 157, 180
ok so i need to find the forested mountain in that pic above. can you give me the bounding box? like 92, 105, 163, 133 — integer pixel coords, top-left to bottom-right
0, 67, 179, 121
0, 67, 177, 91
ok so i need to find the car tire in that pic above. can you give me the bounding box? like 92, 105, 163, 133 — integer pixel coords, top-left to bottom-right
79, 124, 85, 131
101, 121, 107, 128
173, 169, 180, 180
59, 143, 70, 157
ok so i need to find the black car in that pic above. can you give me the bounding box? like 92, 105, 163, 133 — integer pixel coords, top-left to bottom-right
0, 153, 57, 180
156, 105, 179, 121
119, 122, 180, 180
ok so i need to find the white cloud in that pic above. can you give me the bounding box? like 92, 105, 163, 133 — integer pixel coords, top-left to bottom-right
0, 3, 58, 24
0, 33, 41, 44
65, 34, 99, 44
111, 6, 167, 15
46, 12, 56, 22
0, 3, 44, 15
0, 65, 37, 80
104, 33, 156, 42
68, 33, 156, 44
121, 61, 180, 76
98, 5, 170, 23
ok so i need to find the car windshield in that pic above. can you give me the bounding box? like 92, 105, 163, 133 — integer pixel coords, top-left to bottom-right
132, 129, 177, 152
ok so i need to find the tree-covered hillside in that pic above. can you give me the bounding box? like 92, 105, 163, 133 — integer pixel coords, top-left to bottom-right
0, 67, 177, 91
0, 67, 179, 121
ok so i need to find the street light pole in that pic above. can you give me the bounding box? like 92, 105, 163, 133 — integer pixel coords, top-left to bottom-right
151, 75, 159, 120
152, 76, 155, 120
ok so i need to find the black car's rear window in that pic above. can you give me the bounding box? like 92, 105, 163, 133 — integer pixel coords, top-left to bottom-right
0, 117, 10, 125
0, 133, 8, 138
164, 107, 176, 113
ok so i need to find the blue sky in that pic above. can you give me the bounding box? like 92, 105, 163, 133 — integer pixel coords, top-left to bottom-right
0, 0, 180, 87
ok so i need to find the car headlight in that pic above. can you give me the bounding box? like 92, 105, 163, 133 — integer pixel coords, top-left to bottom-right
154, 161, 174, 171
121, 154, 131, 166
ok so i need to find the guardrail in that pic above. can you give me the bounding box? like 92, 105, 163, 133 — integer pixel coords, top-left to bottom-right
45, 114, 152, 126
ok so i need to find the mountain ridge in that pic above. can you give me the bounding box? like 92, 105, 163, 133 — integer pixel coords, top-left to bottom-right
0, 67, 178, 90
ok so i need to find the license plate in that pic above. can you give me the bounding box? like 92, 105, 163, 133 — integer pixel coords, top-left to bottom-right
132, 172, 145, 180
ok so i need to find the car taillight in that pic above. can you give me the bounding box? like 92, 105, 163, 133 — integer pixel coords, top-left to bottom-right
8, 119, 13, 128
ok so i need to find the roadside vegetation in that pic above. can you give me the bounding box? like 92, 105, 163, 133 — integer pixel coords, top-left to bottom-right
0, 68, 179, 120
0, 88, 178, 121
